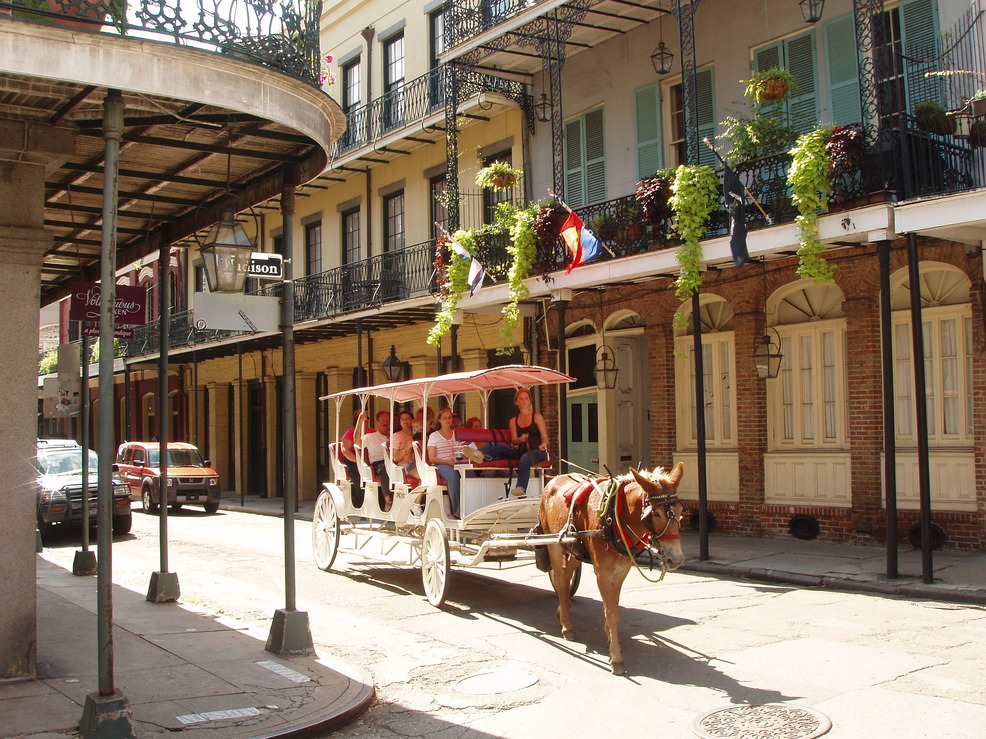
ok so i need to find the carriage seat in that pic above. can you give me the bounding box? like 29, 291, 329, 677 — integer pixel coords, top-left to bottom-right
455, 428, 552, 469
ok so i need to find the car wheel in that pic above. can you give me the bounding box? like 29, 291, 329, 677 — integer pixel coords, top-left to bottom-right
142, 486, 158, 513
203, 502, 219, 514
113, 512, 133, 535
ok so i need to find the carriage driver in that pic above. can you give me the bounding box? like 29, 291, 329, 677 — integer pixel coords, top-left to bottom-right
354, 409, 392, 511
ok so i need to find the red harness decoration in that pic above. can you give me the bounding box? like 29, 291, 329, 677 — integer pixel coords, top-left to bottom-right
613, 482, 648, 553
563, 476, 606, 507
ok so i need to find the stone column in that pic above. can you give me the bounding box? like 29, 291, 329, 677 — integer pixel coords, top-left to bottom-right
0, 118, 75, 678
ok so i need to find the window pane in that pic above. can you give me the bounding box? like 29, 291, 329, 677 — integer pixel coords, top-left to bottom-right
940, 318, 958, 435
923, 320, 935, 435
719, 341, 732, 441
383, 191, 405, 252
702, 343, 715, 441
588, 402, 599, 443
781, 337, 794, 440
305, 222, 321, 275
571, 403, 583, 443
822, 330, 836, 439
343, 209, 360, 264
800, 335, 814, 440
894, 322, 913, 436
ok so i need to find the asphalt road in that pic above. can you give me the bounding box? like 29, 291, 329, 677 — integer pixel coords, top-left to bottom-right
40, 507, 986, 738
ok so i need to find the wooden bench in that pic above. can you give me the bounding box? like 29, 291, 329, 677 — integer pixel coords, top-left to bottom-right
455, 428, 552, 470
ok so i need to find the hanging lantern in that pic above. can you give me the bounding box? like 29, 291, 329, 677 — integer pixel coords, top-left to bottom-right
199, 208, 254, 293
594, 345, 619, 389
382, 345, 407, 383
534, 93, 551, 123
799, 0, 825, 23
753, 330, 783, 380
651, 41, 674, 75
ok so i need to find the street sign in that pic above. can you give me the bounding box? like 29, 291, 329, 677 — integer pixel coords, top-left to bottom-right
193, 292, 279, 332
69, 281, 147, 325
249, 253, 283, 280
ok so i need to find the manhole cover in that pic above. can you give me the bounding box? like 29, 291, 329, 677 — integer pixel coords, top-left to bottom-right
453, 670, 538, 695
693, 704, 831, 739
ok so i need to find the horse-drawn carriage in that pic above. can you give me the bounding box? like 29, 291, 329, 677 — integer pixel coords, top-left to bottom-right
311, 364, 686, 672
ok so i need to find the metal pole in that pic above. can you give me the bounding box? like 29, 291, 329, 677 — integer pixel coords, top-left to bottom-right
556, 299, 568, 463
692, 291, 709, 561
878, 241, 898, 578
123, 363, 131, 441
147, 241, 179, 603
266, 182, 313, 655
238, 343, 244, 507
73, 332, 97, 576
78, 87, 136, 739
906, 233, 934, 583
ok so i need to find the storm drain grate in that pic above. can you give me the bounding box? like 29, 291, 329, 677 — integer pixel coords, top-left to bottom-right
693, 704, 831, 739
453, 670, 538, 695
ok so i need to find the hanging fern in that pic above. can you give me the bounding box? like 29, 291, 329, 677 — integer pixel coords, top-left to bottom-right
500, 204, 540, 345
789, 126, 836, 284
669, 164, 719, 303
427, 230, 475, 346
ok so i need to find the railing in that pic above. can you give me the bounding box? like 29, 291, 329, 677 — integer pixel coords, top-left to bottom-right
446, 0, 547, 50
331, 68, 527, 159
121, 239, 439, 358
2, 0, 323, 88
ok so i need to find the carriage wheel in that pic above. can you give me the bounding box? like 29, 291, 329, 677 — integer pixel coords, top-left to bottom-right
549, 561, 582, 597
421, 518, 450, 607
312, 491, 340, 571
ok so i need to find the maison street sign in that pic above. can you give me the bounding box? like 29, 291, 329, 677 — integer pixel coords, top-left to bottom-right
248, 252, 283, 279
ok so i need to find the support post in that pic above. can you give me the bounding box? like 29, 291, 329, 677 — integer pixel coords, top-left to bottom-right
79, 88, 136, 739
692, 291, 709, 561
878, 240, 898, 578
73, 333, 97, 576
267, 182, 314, 656
554, 293, 569, 463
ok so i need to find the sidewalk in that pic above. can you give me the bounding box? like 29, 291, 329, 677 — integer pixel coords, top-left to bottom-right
219, 491, 986, 606
3, 553, 373, 739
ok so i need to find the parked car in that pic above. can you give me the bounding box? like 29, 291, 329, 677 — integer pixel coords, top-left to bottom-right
115, 441, 221, 514
35, 439, 132, 542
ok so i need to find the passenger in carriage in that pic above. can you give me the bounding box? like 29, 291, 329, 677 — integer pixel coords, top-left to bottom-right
390, 410, 418, 480
355, 409, 392, 511
461, 387, 549, 498
427, 407, 464, 518
464, 416, 482, 430
412, 406, 435, 441
339, 410, 364, 507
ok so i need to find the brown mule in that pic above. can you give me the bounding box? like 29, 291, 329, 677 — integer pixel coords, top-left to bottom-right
539, 464, 685, 674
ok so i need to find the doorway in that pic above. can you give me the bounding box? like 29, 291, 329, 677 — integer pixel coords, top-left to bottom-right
566, 392, 598, 475
247, 382, 266, 496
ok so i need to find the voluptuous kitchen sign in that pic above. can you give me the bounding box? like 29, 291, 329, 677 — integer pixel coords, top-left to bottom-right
69, 282, 147, 325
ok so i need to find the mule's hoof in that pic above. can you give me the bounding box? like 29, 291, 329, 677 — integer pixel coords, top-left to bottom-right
562, 628, 575, 641
610, 661, 626, 675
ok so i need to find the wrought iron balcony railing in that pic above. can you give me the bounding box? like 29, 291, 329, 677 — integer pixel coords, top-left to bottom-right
2, 0, 323, 87
446, 0, 545, 50
331, 67, 529, 159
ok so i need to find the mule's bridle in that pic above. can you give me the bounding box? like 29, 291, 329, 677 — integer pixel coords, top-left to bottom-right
642, 491, 683, 541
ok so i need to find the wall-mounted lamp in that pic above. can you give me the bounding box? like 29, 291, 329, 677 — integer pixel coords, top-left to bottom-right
753, 328, 783, 380
382, 345, 409, 383
535, 93, 552, 123
800, 0, 825, 23
594, 345, 619, 390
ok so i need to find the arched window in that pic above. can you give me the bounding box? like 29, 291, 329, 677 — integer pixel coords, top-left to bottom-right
770, 281, 847, 450
890, 263, 972, 445
674, 296, 736, 449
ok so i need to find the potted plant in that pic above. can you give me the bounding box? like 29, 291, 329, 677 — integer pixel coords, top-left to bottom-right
589, 213, 618, 242
427, 230, 476, 346
970, 90, 986, 118
720, 103, 799, 165
788, 126, 836, 284
743, 67, 798, 105
826, 124, 866, 207
475, 161, 523, 190
913, 100, 957, 135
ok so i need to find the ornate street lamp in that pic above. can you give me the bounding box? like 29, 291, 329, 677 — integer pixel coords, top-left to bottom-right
651, 41, 674, 75
800, 0, 825, 23
535, 93, 551, 123
382, 345, 407, 383
594, 345, 619, 390
753, 329, 783, 380
199, 208, 254, 293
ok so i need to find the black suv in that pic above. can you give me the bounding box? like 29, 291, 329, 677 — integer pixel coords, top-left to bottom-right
35, 440, 132, 542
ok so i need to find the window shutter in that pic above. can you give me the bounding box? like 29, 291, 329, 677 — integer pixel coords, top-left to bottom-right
786, 32, 819, 134
564, 118, 586, 208
900, 0, 940, 108
635, 84, 663, 179
825, 14, 861, 125
755, 43, 781, 73
695, 67, 717, 169
584, 108, 607, 205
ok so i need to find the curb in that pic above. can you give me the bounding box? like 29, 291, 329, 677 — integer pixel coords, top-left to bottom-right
680, 561, 986, 607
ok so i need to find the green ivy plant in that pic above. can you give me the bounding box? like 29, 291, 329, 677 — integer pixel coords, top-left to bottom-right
39, 348, 58, 376
475, 162, 523, 190
788, 126, 836, 284
427, 230, 475, 346
669, 164, 719, 316
500, 203, 541, 345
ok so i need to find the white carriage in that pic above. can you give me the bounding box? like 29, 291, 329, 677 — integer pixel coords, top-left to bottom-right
311, 365, 580, 606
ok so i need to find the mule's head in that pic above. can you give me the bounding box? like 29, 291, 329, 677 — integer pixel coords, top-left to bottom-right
631, 463, 685, 570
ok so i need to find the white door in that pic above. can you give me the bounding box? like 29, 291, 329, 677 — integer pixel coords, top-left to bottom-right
612, 336, 646, 474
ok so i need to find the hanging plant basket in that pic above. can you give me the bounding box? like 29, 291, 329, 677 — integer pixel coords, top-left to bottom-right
757, 79, 789, 103
913, 102, 957, 136
475, 162, 523, 191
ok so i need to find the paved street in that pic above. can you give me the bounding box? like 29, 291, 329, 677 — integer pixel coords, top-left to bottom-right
40, 507, 986, 738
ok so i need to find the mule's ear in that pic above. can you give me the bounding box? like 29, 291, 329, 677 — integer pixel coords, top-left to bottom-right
630, 467, 649, 488
667, 462, 685, 488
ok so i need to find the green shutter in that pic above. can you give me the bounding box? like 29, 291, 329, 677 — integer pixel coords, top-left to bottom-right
564, 118, 585, 208
824, 14, 861, 125
755, 43, 781, 74
786, 32, 819, 134
635, 84, 663, 179
900, 0, 941, 108
695, 67, 717, 169
584, 108, 607, 204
